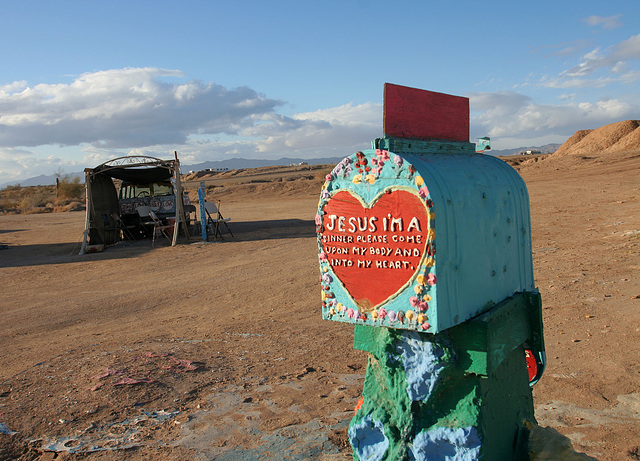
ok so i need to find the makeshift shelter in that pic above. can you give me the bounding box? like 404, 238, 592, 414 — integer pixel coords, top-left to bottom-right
79, 153, 189, 254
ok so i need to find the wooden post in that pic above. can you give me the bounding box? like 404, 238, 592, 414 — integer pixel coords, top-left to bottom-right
79, 169, 92, 255
171, 153, 190, 245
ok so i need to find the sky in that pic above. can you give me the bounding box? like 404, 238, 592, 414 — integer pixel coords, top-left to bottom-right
1, 0, 639, 185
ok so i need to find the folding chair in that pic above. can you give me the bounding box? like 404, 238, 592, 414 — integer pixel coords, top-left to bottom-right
148, 210, 175, 246
183, 204, 197, 230
137, 206, 171, 244
204, 201, 233, 240
111, 212, 136, 240
136, 206, 155, 239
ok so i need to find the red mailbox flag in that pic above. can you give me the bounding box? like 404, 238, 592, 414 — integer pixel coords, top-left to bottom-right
384, 83, 469, 142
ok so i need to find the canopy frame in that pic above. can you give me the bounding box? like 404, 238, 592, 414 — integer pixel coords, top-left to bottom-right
79, 152, 189, 254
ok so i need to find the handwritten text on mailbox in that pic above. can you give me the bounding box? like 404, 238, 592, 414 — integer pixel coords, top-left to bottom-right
320, 189, 431, 308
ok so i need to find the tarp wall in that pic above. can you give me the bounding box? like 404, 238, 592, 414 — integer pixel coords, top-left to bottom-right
88, 174, 120, 245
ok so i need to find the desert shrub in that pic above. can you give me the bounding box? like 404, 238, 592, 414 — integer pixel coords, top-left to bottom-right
56, 173, 84, 200
0, 184, 75, 214
19, 189, 52, 211
23, 206, 53, 214
53, 201, 84, 212
0, 199, 19, 213
66, 201, 84, 211
0, 185, 21, 213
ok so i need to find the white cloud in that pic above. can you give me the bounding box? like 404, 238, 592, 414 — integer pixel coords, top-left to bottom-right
0, 147, 81, 184
0, 67, 282, 149
549, 34, 640, 87
583, 15, 622, 30
0, 68, 383, 184
2, 65, 638, 185
538, 39, 591, 58
611, 33, 640, 62
469, 91, 639, 148
559, 93, 577, 101
243, 102, 381, 154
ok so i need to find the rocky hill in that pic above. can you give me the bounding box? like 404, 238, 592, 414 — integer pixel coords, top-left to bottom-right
509, 120, 640, 173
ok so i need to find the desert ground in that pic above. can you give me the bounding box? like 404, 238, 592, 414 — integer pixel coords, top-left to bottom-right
1, 133, 639, 459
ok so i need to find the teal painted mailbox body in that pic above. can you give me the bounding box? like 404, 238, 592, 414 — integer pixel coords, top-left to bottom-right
316, 138, 535, 333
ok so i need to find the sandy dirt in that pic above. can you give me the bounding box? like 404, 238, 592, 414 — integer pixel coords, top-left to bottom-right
1, 148, 639, 460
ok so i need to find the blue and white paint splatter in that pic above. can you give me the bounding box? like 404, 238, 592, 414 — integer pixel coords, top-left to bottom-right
409, 426, 482, 461
348, 414, 390, 461
394, 331, 446, 402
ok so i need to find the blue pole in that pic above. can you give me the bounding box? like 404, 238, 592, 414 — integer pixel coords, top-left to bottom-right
198, 182, 207, 241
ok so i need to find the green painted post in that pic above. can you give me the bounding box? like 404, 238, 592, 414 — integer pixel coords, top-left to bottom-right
349, 293, 542, 460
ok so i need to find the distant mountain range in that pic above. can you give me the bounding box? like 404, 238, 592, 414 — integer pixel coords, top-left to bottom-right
486, 143, 561, 157
2, 173, 70, 188
0, 146, 561, 188
0, 157, 343, 188
182, 156, 345, 174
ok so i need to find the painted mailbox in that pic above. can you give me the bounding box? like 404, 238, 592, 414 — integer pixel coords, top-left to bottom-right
317, 143, 535, 333
317, 84, 545, 460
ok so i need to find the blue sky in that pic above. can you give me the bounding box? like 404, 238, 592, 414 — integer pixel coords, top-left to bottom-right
1, 0, 639, 184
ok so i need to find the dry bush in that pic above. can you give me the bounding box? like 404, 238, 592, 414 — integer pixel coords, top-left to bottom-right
19, 188, 53, 212
0, 182, 83, 214
56, 173, 84, 200
0, 174, 86, 214
53, 201, 84, 212
0, 185, 22, 213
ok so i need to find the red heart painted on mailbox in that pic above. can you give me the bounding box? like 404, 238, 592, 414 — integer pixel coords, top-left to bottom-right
320, 188, 430, 309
